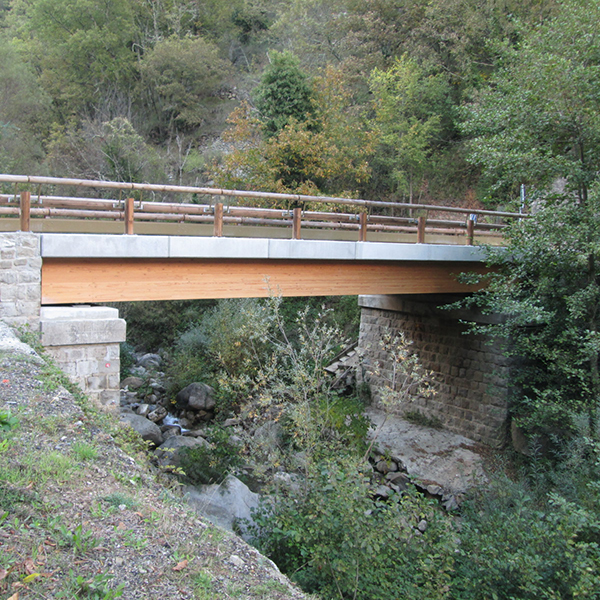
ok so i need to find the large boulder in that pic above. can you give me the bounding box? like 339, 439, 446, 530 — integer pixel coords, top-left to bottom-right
185, 475, 260, 537
154, 435, 209, 468
120, 413, 163, 447
176, 382, 216, 412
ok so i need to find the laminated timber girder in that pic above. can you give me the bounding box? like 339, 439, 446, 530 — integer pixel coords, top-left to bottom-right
40, 257, 487, 304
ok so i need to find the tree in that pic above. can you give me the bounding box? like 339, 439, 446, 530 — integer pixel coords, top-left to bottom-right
369, 56, 449, 202
9, 0, 139, 119
462, 0, 600, 204
465, 190, 600, 441
253, 51, 317, 137
213, 66, 373, 197
138, 35, 232, 137
0, 37, 50, 173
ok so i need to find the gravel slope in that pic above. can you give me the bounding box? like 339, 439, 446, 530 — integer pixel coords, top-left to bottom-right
0, 322, 310, 600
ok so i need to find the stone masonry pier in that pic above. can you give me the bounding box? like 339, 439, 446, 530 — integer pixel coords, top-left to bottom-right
358, 294, 509, 447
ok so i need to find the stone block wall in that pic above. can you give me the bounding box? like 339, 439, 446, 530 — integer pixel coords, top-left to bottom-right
40, 306, 126, 411
0, 232, 41, 328
358, 295, 509, 447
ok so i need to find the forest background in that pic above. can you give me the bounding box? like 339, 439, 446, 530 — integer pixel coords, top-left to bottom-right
0, 0, 566, 209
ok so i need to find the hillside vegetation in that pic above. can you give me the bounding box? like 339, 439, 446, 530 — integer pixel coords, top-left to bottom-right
0, 0, 583, 209
0, 325, 310, 600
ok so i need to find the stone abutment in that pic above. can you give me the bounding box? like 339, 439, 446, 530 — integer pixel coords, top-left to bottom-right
358, 294, 509, 447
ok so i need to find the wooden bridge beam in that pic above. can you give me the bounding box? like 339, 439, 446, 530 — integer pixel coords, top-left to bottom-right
41, 258, 487, 304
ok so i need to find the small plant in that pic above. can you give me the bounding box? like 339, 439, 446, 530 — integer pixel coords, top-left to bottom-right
102, 492, 137, 510
0, 409, 18, 432
65, 570, 124, 600
72, 441, 98, 461
404, 409, 443, 430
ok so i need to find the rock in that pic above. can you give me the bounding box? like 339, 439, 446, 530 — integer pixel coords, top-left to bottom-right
185, 475, 260, 537
375, 459, 398, 474
121, 376, 144, 390
137, 403, 150, 417
426, 484, 443, 496
154, 435, 209, 468
176, 383, 216, 412
162, 426, 180, 440
222, 418, 241, 427
148, 406, 167, 423
229, 555, 245, 568
120, 413, 163, 447
417, 519, 428, 532
373, 485, 390, 499
138, 353, 162, 369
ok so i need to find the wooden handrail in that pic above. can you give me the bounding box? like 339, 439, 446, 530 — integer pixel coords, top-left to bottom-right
0, 173, 524, 245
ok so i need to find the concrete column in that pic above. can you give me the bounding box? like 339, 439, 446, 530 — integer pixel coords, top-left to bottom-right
0, 232, 41, 328
358, 294, 509, 447
40, 306, 126, 411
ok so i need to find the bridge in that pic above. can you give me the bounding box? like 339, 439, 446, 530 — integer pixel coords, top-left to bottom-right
0, 174, 517, 304
0, 175, 520, 446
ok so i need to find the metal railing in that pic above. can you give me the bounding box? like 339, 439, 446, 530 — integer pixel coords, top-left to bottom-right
0, 174, 524, 244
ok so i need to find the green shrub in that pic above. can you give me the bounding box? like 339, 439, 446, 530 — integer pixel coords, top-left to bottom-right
453, 475, 600, 599
247, 456, 455, 600
178, 426, 243, 485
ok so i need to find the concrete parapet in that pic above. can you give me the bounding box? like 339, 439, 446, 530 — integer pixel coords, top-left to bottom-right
358, 294, 509, 447
40, 306, 126, 411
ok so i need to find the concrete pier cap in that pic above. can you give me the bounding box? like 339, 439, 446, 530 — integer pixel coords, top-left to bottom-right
40, 305, 126, 411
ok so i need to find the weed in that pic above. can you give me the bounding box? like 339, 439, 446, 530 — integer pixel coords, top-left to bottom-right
403, 409, 443, 430
0, 409, 19, 432
52, 523, 103, 555
72, 441, 98, 461
102, 492, 137, 510
57, 570, 124, 600
192, 570, 214, 595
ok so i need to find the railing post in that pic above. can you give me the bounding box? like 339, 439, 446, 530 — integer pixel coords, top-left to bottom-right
359, 212, 368, 242
292, 207, 301, 240
125, 197, 134, 234
19, 191, 31, 232
214, 203, 224, 237
466, 216, 475, 246
417, 215, 426, 243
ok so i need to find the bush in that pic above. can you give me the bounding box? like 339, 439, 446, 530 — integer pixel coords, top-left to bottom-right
247, 456, 455, 600
178, 426, 243, 485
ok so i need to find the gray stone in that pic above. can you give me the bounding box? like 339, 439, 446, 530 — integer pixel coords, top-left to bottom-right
120, 413, 163, 447
176, 382, 216, 412
148, 406, 167, 423
417, 519, 428, 532
122, 376, 144, 390
184, 475, 260, 537
136, 403, 150, 417
154, 435, 209, 468
138, 353, 162, 369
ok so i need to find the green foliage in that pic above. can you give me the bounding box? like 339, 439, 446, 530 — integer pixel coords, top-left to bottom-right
460, 187, 600, 441
453, 476, 600, 599
369, 56, 450, 201
247, 456, 455, 599
138, 35, 232, 137
178, 426, 243, 485
254, 50, 317, 137
0, 409, 18, 432
0, 37, 49, 173
462, 0, 600, 203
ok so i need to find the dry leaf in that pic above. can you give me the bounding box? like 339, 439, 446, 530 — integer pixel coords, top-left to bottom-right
0, 567, 8, 581
24, 558, 36, 575
6, 592, 18, 600
172, 559, 188, 572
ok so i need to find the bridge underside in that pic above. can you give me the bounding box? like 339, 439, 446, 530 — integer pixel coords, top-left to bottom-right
41, 258, 486, 304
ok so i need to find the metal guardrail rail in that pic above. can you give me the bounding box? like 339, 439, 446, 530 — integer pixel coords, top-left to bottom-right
0, 174, 524, 244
